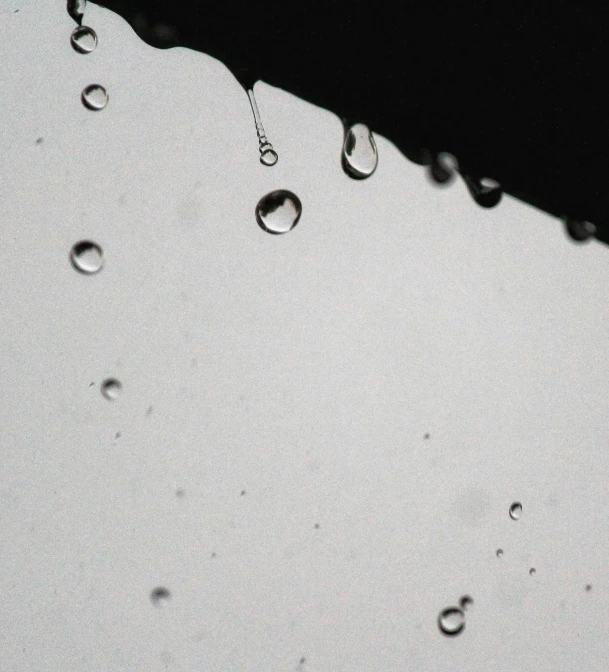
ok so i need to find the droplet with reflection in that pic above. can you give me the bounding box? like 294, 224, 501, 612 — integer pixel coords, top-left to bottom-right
342, 122, 378, 179
255, 190, 302, 234
101, 378, 122, 401
462, 173, 502, 208
564, 217, 596, 243
509, 502, 522, 520
81, 84, 108, 110
70, 240, 104, 274
438, 607, 465, 637
71, 25, 97, 53
428, 151, 459, 185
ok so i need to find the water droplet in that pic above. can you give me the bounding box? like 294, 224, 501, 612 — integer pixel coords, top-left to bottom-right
260, 148, 279, 166
438, 607, 465, 637
101, 378, 122, 401
255, 190, 302, 234
428, 152, 459, 185
342, 123, 378, 179
529, 568, 536, 576
462, 174, 502, 208
564, 217, 596, 243
509, 502, 522, 520
496, 548, 504, 558
459, 595, 474, 611
81, 84, 108, 111
67, 0, 86, 25
70, 240, 104, 274
70, 25, 97, 53
150, 586, 171, 606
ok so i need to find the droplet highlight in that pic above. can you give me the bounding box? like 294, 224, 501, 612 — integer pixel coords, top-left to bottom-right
509, 502, 522, 521
428, 151, 459, 185
247, 89, 278, 166
150, 586, 171, 606
71, 25, 97, 53
81, 84, 108, 111
462, 174, 502, 208
564, 217, 596, 243
459, 595, 474, 611
70, 240, 104, 274
438, 607, 465, 637
342, 123, 378, 179
101, 378, 122, 401
255, 189, 302, 234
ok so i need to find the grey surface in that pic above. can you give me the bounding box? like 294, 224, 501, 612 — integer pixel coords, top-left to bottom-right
1, 2, 609, 670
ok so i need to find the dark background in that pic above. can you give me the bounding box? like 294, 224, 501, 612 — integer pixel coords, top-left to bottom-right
84, 1, 609, 244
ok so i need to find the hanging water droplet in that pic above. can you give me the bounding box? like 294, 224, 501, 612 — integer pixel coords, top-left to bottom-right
81, 84, 108, 111
70, 25, 97, 53
428, 152, 459, 185
247, 89, 278, 166
462, 174, 502, 208
496, 548, 504, 558
563, 217, 596, 243
342, 123, 378, 179
438, 607, 465, 637
150, 586, 171, 606
70, 240, 104, 274
255, 190, 302, 234
67, 0, 86, 25
101, 378, 122, 401
509, 502, 522, 520
459, 595, 474, 611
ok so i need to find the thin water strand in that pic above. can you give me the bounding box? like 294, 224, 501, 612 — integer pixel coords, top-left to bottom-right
67, 0, 86, 25
247, 89, 278, 166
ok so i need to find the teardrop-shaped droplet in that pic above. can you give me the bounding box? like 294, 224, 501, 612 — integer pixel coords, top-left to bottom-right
70, 240, 104, 274
428, 152, 459, 185
509, 502, 522, 520
101, 378, 122, 401
342, 123, 378, 179
260, 148, 278, 166
564, 217, 596, 243
438, 607, 465, 637
463, 174, 502, 208
70, 25, 97, 53
81, 84, 108, 111
255, 190, 302, 235
67, 0, 86, 25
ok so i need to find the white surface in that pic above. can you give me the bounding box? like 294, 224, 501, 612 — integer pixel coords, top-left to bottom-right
1, 2, 609, 670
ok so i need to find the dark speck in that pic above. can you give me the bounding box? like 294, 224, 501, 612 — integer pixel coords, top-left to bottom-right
240, 490, 246, 496
424, 433, 430, 440
146, 405, 153, 416
314, 523, 320, 529
150, 586, 171, 605
115, 432, 121, 439
35, 137, 43, 144
211, 552, 216, 558
176, 488, 185, 498
586, 584, 592, 591
89, 381, 95, 387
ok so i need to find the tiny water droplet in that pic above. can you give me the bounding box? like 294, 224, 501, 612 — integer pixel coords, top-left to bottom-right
150, 586, 171, 606
101, 378, 122, 400
509, 502, 522, 520
564, 217, 596, 243
81, 84, 108, 110
342, 123, 378, 179
529, 568, 536, 576
70, 240, 103, 274
585, 584, 592, 591
255, 189, 302, 234
428, 152, 459, 185
459, 595, 473, 611
496, 548, 504, 558
438, 607, 465, 637
67, 0, 86, 25
35, 137, 44, 145
463, 174, 502, 208
70, 25, 97, 53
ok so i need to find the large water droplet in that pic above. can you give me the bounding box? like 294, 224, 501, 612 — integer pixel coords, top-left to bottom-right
101, 378, 122, 401
428, 152, 459, 185
67, 0, 86, 25
71, 25, 97, 53
70, 240, 104, 274
509, 502, 522, 520
255, 190, 302, 234
81, 84, 108, 111
342, 123, 378, 179
463, 174, 502, 208
438, 607, 465, 637
150, 586, 171, 606
564, 217, 596, 243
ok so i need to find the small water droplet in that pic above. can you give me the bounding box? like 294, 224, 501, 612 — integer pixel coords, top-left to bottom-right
81, 84, 108, 110
70, 240, 104, 274
529, 567, 536, 576
260, 148, 279, 166
423, 433, 430, 440
67, 0, 86, 25
585, 584, 592, 591
428, 152, 459, 185
150, 586, 171, 606
342, 123, 378, 179
35, 137, 44, 145
459, 595, 473, 611
438, 607, 465, 637
509, 502, 522, 520
101, 378, 122, 400
564, 217, 596, 243
70, 25, 97, 53
255, 189, 302, 234
496, 548, 504, 558
462, 173, 502, 208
